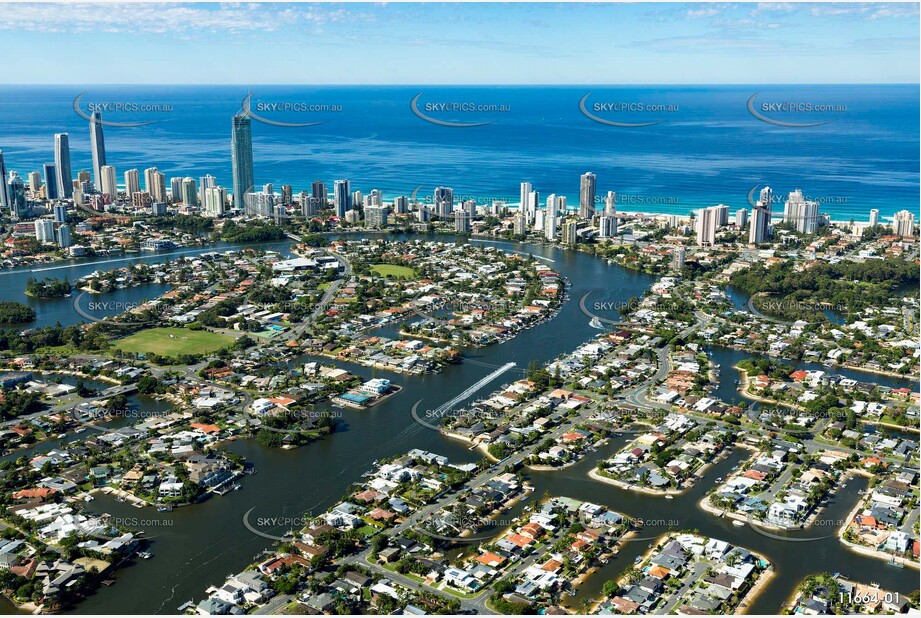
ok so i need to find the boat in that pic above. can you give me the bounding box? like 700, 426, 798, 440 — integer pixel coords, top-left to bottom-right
665, 495, 674, 500
177, 601, 196, 613
137, 551, 153, 559
886, 558, 904, 569
634, 556, 642, 564
157, 505, 173, 512
733, 521, 746, 527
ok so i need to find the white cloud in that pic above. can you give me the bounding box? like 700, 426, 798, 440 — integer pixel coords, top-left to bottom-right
0, 3, 361, 35
808, 2, 919, 19
686, 7, 722, 18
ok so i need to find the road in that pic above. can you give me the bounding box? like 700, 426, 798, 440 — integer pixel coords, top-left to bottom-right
285, 233, 353, 337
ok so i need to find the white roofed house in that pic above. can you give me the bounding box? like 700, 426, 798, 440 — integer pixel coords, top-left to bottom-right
444, 566, 480, 591
158, 476, 184, 498
704, 538, 730, 560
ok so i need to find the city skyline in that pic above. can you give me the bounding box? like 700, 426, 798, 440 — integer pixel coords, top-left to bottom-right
0, 3, 916, 614
5, 118, 912, 227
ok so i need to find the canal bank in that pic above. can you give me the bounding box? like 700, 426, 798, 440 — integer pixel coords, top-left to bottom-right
705, 345, 918, 407
1, 235, 915, 615
51, 235, 656, 614
0, 240, 297, 330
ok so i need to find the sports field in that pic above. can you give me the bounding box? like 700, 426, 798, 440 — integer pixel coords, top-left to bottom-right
113, 327, 235, 357
370, 264, 416, 279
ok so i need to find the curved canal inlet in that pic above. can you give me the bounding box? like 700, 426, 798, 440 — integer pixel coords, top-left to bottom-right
1, 235, 915, 615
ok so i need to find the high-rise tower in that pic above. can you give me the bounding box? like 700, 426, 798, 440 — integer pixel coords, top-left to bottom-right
231, 112, 254, 210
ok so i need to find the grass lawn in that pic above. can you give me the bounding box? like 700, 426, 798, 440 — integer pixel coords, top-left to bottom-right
879, 415, 911, 427
438, 583, 481, 599
356, 524, 380, 537
317, 282, 331, 290
370, 264, 416, 279
113, 327, 235, 357
379, 562, 427, 584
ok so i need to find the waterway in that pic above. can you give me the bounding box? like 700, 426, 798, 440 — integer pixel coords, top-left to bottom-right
706, 345, 917, 407
0, 241, 296, 329
0, 236, 916, 614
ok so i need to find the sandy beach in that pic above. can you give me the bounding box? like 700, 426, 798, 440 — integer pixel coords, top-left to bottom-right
736, 366, 806, 412
439, 429, 500, 462
738, 558, 776, 614
588, 468, 682, 496
695, 493, 789, 530
837, 494, 921, 570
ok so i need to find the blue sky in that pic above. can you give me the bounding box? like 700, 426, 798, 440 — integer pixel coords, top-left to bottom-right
2, 2, 918, 84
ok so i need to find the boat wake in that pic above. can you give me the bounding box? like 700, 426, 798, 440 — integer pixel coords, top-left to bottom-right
396, 362, 517, 441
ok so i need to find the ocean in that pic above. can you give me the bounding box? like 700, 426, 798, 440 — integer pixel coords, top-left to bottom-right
0, 84, 917, 221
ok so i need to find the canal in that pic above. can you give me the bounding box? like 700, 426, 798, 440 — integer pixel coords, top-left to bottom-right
0, 236, 915, 614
